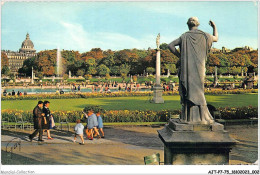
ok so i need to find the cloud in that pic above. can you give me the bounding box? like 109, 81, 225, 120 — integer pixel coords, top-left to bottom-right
35, 21, 169, 52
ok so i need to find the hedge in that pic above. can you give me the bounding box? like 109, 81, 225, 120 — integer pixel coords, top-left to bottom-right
1, 89, 258, 101
1, 106, 257, 123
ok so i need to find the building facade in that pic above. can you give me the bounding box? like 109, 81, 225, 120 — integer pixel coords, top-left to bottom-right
2, 33, 37, 74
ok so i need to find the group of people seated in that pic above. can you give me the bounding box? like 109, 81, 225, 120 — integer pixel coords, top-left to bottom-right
3, 89, 27, 96
74, 106, 105, 145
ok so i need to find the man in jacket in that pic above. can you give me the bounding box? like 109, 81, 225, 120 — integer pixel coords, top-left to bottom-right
29, 101, 45, 142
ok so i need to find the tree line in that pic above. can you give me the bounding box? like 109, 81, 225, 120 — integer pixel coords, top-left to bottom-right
1, 43, 258, 79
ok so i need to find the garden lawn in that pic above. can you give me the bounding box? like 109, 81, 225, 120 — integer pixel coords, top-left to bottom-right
1, 94, 257, 112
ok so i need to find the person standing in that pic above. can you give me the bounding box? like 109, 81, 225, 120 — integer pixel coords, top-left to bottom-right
168, 17, 218, 124
83, 108, 100, 140
96, 110, 105, 138
29, 101, 45, 142
42, 101, 54, 140
73, 119, 85, 145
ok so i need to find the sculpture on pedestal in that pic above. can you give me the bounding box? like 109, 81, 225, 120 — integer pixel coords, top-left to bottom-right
158, 17, 236, 165
168, 17, 218, 124
152, 33, 164, 103
31, 67, 34, 84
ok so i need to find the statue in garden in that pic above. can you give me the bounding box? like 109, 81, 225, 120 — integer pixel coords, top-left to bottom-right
156, 33, 160, 49
168, 17, 218, 124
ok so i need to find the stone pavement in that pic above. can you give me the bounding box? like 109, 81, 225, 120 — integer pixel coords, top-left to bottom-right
1, 125, 258, 165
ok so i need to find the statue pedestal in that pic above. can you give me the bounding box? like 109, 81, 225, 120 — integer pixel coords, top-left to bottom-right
158, 119, 237, 165
152, 85, 164, 103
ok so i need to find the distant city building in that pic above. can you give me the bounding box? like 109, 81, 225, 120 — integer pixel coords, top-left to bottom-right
2, 33, 37, 74
210, 47, 221, 53
232, 46, 254, 52
221, 46, 231, 53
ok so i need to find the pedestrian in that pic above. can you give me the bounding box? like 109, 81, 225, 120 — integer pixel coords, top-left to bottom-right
3, 90, 7, 96
95, 109, 105, 138
42, 101, 54, 140
78, 85, 81, 91
73, 119, 85, 145
83, 107, 101, 140
29, 101, 45, 142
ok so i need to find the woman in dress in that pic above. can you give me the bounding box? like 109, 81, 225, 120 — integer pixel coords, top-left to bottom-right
43, 101, 54, 140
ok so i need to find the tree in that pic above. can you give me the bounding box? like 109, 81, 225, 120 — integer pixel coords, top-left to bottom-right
34, 50, 59, 76
218, 67, 228, 75
119, 64, 131, 76
63, 74, 69, 80
105, 73, 111, 80
160, 43, 169, 50
146, 67, 155, 75
121, 73, 127, 81
18, 57, 36, 76
36, 72, 43, 80
1, 52, 8, 69
85, 58, 97, 75
1, 66, 10, 76
9, 73, 15, 81
81, 48, 104, 62
165, 64, 177, 74
110, 66, 120, 75
206, 66, 214, 74
207, 53, 220, 66
76, 69, 85, 77
97, 64, 110, 77
133, 75, 138, 82
84, 74, 92, 80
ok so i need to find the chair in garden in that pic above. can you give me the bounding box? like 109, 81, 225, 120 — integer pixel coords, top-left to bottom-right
22, 113, 34, 130
15, 114, 25, 130
59, 116, 70, 132
1, 117, 10, 129
6, 114, 17, 129
144, 153, 163, 165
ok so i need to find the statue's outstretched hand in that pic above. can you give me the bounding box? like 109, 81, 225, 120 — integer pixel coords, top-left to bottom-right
209, 20, 216, 28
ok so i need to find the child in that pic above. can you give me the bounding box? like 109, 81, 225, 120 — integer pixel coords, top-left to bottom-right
74, 119, 85, 145
95, 110, 105, 138
83, 107, 101, 140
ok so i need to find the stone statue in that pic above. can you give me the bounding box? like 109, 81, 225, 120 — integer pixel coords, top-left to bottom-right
156, 33, 160, 49
168, 17, 218, 124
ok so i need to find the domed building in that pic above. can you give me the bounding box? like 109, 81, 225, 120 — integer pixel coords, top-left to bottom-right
2, 33, 37, 74
19, 33, 36, 54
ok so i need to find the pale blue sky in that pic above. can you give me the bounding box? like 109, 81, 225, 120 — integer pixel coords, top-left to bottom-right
1, 1, 258, 53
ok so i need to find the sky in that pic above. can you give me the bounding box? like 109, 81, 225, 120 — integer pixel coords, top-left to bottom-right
1, 1, 258, 53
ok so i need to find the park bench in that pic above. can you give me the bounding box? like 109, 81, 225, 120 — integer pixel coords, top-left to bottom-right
144, 153, 163, 165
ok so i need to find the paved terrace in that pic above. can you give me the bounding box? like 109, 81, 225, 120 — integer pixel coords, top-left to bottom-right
1, 125, 258, 165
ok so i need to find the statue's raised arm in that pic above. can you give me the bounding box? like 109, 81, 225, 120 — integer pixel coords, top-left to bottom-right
209, 20, 218, 42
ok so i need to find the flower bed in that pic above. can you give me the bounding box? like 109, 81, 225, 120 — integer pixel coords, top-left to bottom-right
1, 106, 257, 123
1, 89, 257, 101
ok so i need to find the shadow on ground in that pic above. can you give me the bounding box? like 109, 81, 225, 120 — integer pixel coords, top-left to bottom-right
1, 150, 41, 165
103, 127, 164, 149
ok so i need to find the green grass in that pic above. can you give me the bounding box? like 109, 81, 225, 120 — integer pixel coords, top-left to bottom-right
1, 94, 257, 111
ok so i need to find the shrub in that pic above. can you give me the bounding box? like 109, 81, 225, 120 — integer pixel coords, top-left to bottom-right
1, 107, 257, 123
1, 89, 257, 101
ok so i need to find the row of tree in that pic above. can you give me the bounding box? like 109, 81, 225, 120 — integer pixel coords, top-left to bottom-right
1, 43, 258, 79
